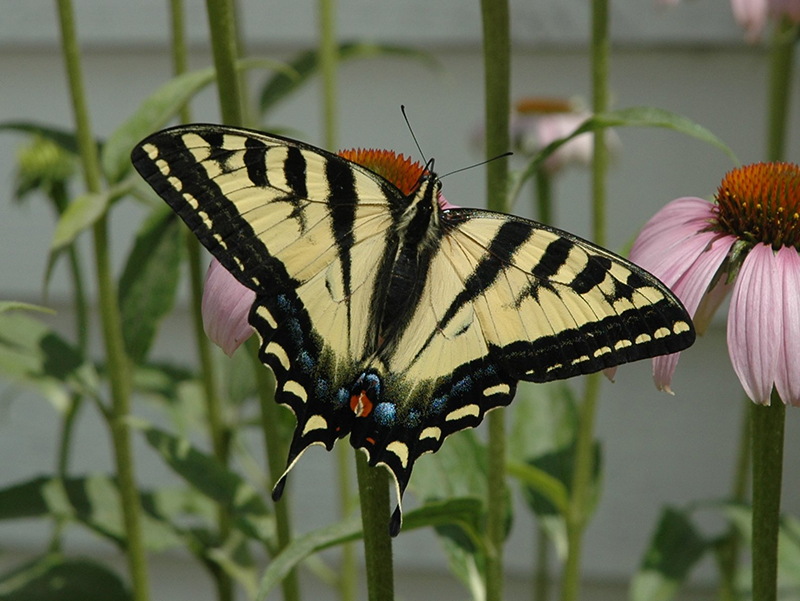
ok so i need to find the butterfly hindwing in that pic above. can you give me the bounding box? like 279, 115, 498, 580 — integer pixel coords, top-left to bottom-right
132, 124, 695, 536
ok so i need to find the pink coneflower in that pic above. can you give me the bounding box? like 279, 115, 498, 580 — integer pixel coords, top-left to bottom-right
660, 0, 800, 40
629, 162, 800, 405
202, 148, 454, 355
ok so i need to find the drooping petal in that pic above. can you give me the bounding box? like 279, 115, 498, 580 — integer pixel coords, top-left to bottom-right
650, 234, 735, 391
437, 193, 458, 211
727, 244, 781, 405
202, 259, 255, 356
774, 246, 800, 406
769, 0, 800, 22
629, 198, 715, 275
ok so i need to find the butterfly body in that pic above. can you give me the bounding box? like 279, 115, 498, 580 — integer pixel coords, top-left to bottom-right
132, 124, 695, 535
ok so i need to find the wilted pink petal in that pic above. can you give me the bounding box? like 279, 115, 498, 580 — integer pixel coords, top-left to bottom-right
202, 259, 255, 356
727, 244, 781, 405
693, 277, 733, 336
775, 246, 800, 405
650, 234, 734, 391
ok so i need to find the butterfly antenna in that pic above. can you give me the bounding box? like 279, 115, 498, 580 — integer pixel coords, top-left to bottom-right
439, 151, 513, 180
401, 105, 428, 165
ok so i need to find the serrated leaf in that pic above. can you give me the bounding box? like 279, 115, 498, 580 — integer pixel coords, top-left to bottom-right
510, 106, 739, 206
118, 206, 183, 363
630, 507, 708, 601
143, 426, 275, 543
49, 178, 133, 252
259, 41, 437, 115
0, 121, 102, 156
0, 312, 98, 411
255, 497, 481, 600
0, 554, 130, 600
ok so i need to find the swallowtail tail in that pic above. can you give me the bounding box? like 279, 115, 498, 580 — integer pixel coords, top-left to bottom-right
132, 125, 695, 535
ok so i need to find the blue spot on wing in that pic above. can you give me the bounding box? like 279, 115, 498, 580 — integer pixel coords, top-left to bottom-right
373, 402, 397, 426
431, 397, 447, 415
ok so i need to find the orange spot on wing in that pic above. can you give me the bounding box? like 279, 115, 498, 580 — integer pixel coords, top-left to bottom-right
350, 390, 373, 418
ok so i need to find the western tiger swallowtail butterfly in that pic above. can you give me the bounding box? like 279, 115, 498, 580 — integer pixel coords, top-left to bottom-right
132, 124, 694, 536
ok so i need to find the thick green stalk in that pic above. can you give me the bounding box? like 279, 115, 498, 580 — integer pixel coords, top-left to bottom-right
55, 2, 150, 599
205, 0, 244, 127
765, 18, 797, 162
170, 3, 233, 599
248, 339, 301, 601
316, 2, 356, 598
355, 452, 394, 601
751, 395, 785, 601
561, 2, 609, 599
480, 1, 510, 599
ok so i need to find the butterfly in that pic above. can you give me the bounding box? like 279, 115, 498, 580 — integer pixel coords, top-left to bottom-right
131, 124, 695, 536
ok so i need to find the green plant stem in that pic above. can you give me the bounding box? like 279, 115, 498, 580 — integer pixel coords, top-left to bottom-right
765, 17, 797, 162
534, 525, 550, 601
318, 0, 338, 150
205, 0, 244, 126
717, 398, 752, 601
316, 3, 355, 599
169, 0, 192, 125
535, 170, 552, 226
751, 395, 785, 601
561, 372, 600, 601
561, 3, 609, 600
248, 338, 301, 601
480, 1, 510, 599
56, 2, 150, 599
355, 452, 394, 601
169, 4, 234, 598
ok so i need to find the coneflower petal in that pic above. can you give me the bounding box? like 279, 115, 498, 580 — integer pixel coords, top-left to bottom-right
727, 244, 781, 405
202, 259, 255, 356
775, 246, 800, 406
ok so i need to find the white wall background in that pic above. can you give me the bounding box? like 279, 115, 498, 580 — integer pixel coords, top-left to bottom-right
1, 1, 799, 599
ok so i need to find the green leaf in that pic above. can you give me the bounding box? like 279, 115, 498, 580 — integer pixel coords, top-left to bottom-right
118, 206, 183, 363
49, 178, 133, 252
255, 497, 481, 600
143, 427, 275, 542
0, 312, 98, 411
509, 382, 578, 463
0, 554, 130, 601
0, 476, 185, 552
630, 507, 708, 601
510, 107, 740, 206
259, 41, 437, 115
101, 67, 215, 184
0, 121, 102, 156
0, 302, 55, 316
506, 460, 569, 516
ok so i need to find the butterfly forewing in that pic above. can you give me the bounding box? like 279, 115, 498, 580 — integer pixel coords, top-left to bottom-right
132, 124, 695, 536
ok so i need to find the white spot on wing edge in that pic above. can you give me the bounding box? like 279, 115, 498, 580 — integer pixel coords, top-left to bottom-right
483, 383, 510, 397
256, 305, 278, 329
283, 380, 307, 403
445, 404, 480, 422
635, 333, 652, 344
673, 321, 691, 334
386, 441, 410, 468
266, 342, 290, 370
142, 143, 159, 160
419, 427, 441, 441
654, 327, 671, 339
302, 414, 327, 435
